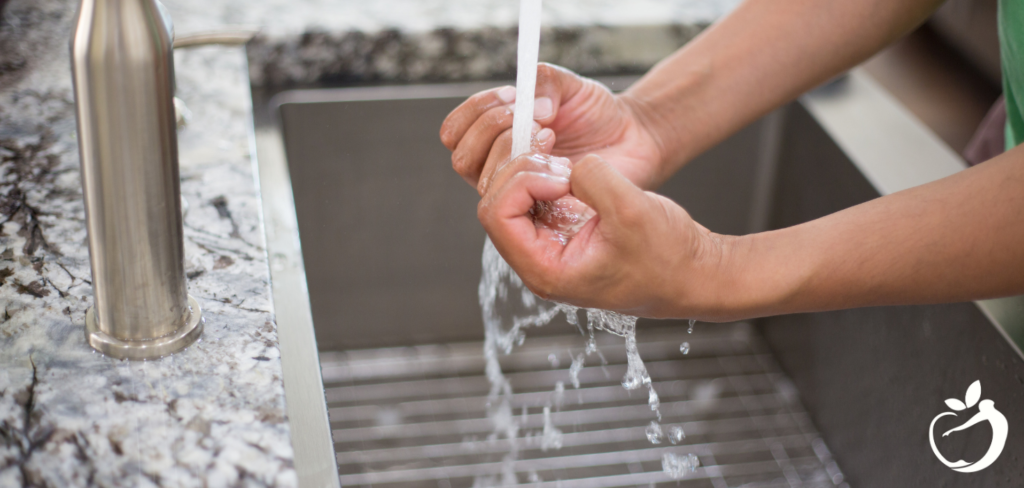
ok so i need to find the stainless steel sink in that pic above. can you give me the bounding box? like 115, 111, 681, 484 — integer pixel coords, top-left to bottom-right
253, 71, 1024, 487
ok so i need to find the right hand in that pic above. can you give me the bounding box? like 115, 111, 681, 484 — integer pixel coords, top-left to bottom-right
439, 63, 666, 195
476, 152, 728, 319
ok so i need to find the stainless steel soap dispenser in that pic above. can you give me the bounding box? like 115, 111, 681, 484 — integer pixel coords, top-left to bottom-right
70, 0, 202, 359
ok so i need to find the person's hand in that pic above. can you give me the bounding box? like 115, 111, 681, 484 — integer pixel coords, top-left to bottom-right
477, 152, 731, 319
440, 63, 666, 194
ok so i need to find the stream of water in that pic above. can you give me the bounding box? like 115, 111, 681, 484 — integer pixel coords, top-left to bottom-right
472, 0, 698, 483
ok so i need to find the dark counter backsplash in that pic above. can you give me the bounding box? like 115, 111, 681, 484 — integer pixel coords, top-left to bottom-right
246, 23, 707, 87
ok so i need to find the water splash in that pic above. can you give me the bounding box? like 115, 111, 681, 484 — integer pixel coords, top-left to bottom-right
662, 452, 700, 479
531, 198, 595, 245
552, 381, 565, 411
547, 353, 560, 368
680, 342, 690, 355
568, 353, 585, 389
479, 0, 662, 472
540, 406, 563, 451
645, 421, 663, 444
648, 386, 661, 416
479, 234, 662, 476
668, 425, 685, 444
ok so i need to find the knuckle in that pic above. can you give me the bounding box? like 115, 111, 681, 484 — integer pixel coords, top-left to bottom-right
476, 200, 492, 225
439, 123, 457, 147
472, 89, 494, 105
452, 152, 472, 175
536, 62, 563, 85
486, 107, 513, 129
536, 63, 554, 84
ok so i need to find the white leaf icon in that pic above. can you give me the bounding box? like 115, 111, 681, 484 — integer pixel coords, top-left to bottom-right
945, 398, 967, 411
965, 380, 981, 408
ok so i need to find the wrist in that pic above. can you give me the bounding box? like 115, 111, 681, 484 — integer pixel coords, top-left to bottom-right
619, 59, 715, 185
684, 229, 811, 322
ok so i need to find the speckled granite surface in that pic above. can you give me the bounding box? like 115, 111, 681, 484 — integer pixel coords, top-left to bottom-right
0, 1, 295, 486
160, 0, 739, 86
0, 0, 731, 485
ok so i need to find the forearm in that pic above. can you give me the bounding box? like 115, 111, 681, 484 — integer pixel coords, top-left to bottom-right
622, 0, 942, 184
707, 147, 1024, 321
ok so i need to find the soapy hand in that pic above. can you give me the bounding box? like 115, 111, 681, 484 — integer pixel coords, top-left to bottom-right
477, 152, 729, 319
440, 63, 665, 194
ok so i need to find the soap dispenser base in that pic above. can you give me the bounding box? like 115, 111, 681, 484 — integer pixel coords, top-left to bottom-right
86, 295, 204, 360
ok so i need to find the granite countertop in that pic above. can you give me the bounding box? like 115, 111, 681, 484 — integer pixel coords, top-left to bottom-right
0, 1, 294, 486
0, 0, 732, 485
163, 0, 739, 86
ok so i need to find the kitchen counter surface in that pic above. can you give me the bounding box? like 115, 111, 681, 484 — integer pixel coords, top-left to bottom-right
165, 0, 739, 86
0, 0, 732, 485
0, 1, 295, 486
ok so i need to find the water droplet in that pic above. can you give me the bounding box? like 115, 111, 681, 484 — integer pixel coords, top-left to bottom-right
668, 425, 685, 444
662, 452, 700, 479
541, 406, 563, 451
478, 238, 662, 478
646, 420, 663, 444
569, 353, 585, 389
688, 319, 696, 334
552, 381, 565, 410
680, 342, 690, 355
621, 373, 643, 390
648, 386, 660, 414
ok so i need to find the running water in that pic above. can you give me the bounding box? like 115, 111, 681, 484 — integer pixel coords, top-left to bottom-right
479, 239, 661, 483
668, 425, 686, 444
474, 0, 676, 484
568, 353, 585, 389
552, 381, 565, 410
540, 406, 563, 451
662, 452, 700, 479
645, 421, 664, 444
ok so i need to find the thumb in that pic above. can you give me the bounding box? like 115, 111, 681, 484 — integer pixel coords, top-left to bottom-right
534, 63, 586, 124
569, 155, 646, 222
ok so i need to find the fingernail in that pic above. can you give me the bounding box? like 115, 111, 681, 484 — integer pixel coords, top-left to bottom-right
536, 128, 554, 143
534, 97, 553, 119
547, 163, 570, 177
497, 86, 516, 103
548, 157, 571, 176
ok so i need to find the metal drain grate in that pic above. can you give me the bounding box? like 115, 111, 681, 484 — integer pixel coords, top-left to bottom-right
321, 322, 847, 487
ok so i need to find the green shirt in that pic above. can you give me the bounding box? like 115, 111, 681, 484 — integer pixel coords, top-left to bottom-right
1001, 0, 1024, 149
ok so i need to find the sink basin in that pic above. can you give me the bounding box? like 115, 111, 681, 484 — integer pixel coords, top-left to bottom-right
254, 71, 1024, 487
274, 78, 761, 351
